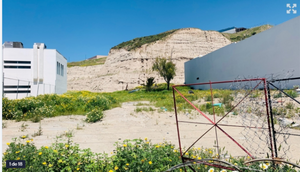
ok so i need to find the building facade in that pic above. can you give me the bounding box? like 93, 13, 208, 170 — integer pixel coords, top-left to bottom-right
185, 16, 300, 89
2, 42, 67, 99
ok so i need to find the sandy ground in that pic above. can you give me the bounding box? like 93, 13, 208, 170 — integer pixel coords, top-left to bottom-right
3, 101, 300, 163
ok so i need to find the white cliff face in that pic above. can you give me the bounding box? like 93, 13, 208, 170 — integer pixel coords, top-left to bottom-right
67, 28, 231, 92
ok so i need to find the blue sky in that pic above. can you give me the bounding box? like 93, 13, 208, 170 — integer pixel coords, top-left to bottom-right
3, 0, 300, 62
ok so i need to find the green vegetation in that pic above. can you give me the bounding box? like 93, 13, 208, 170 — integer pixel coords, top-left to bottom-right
67, 57, 107, 67
3, 137, 299, 171
111, 29, 179, 51
221, 25, 273, 42
85, 109, 104, 123
152, 57, 176, 90
134, 107, 155, 113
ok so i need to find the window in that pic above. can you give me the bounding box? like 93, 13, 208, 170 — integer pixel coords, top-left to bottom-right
4, 61, 31, 64
61, 64, 64, 76
57, 62, 61, 75
4, 66, 31, 69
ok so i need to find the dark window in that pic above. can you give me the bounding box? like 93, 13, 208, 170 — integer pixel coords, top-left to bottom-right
4, 61, 31, 64
197, 77, 199, 80
4, 85, 31, 88
4, 66, 31, 69
4, 90, 31, 93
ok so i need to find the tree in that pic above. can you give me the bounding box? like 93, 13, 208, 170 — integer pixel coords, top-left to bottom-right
152, 57, 176, 90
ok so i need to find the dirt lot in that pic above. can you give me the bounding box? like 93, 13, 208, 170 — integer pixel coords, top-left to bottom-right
3, 101, 300, 162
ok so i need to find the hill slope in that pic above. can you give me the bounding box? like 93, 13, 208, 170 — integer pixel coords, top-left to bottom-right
67, 26, 272, 92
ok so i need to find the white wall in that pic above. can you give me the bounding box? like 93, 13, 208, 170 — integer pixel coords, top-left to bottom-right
185, 16, 300, 90
3, 45, 67, 99
55, 51, 67, 94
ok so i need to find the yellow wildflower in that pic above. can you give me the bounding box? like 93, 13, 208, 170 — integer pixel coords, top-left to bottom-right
144, 137, 148, 141
21, 135, 26, 139
65, 144, 69, 148
49, 164, 53, 167
234, 163, 237, 166
45, 146, 49, 149
123, 144, 127, 147
39, 152, 42, 155
185, 152, 189, 156
109, 170, 113, 172
16, 157, 20, 160
149, 161, 152, 165
58, 159, 62, 163
6, 143, 10, 146
42, 162, 47, 165
77, 168, 80, 170
26, 140, 30, 143
141, 159, 144, 163
16, 151, 20, 154
114, 166, 119, 170
53, 150, 58, 153
198, 157, 202, 160
126, 163, 129, 166
31, 139, 33, 142
146, 142, 149, 144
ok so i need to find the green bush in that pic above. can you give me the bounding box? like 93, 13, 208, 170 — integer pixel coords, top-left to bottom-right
3, 137, 298, 171
85, 109, 104, 123
286, 90, 298, 99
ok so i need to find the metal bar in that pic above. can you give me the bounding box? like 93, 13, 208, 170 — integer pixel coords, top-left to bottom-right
263, 79, 275, 159
27, 81, 30, 97
16, 79, 19, 99
269, 77, 300, 82
215, 125, 254, 159
215, 80, 263, 125
210, 80, 220, 158
178, 120, 269, 129
268, 82, 300, 105
276, 132, 300, 137
173, 87, 215, 124
172, 87, 184, 161
174, 82, 261, 158
183, 125, 216, 156
267, 82, 278, 158
173, 78, 265, 87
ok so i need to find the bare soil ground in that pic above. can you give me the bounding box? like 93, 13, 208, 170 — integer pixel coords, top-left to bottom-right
3, 101, 300, 162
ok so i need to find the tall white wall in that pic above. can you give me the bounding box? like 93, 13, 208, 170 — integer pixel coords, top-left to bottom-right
55, 51, 67, 94
185, 16, 300, 89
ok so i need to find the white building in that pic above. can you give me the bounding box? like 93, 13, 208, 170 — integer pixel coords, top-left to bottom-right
185, 16, 300, 89
2, 42, 67, 99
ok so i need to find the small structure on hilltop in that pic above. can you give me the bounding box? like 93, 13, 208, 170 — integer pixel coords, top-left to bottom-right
2, 42, 67, 99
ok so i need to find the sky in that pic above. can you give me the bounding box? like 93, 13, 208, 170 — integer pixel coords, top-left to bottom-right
3, 0, 300, 62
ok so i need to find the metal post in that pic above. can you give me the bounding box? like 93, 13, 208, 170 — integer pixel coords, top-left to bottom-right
37, 82, 39, 96
263, 79, 275, 159
210, 81, 220, 158
172, 86, 184, 167
16, 79, 19, 99
27, 81, 30, 97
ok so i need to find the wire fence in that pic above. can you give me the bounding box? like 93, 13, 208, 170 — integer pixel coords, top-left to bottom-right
3, 76, 56, 99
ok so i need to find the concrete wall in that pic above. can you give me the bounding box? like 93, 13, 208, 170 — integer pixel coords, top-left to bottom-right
185, 16, 300, 90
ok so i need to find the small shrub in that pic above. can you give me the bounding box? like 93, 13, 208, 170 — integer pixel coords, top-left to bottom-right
205, 96, 212, 102
286, 102, 294, 110
213, 93, 221, 98
85, 109, 103, 123
286, 90, 298, 99
274, 92, 282, 98
2, 122, 7, 129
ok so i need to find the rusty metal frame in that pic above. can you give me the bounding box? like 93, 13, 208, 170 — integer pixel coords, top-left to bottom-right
172, 78, 274, 171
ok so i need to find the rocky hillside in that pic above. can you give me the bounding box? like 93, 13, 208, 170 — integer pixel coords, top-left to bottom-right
67, 28, 232, 92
